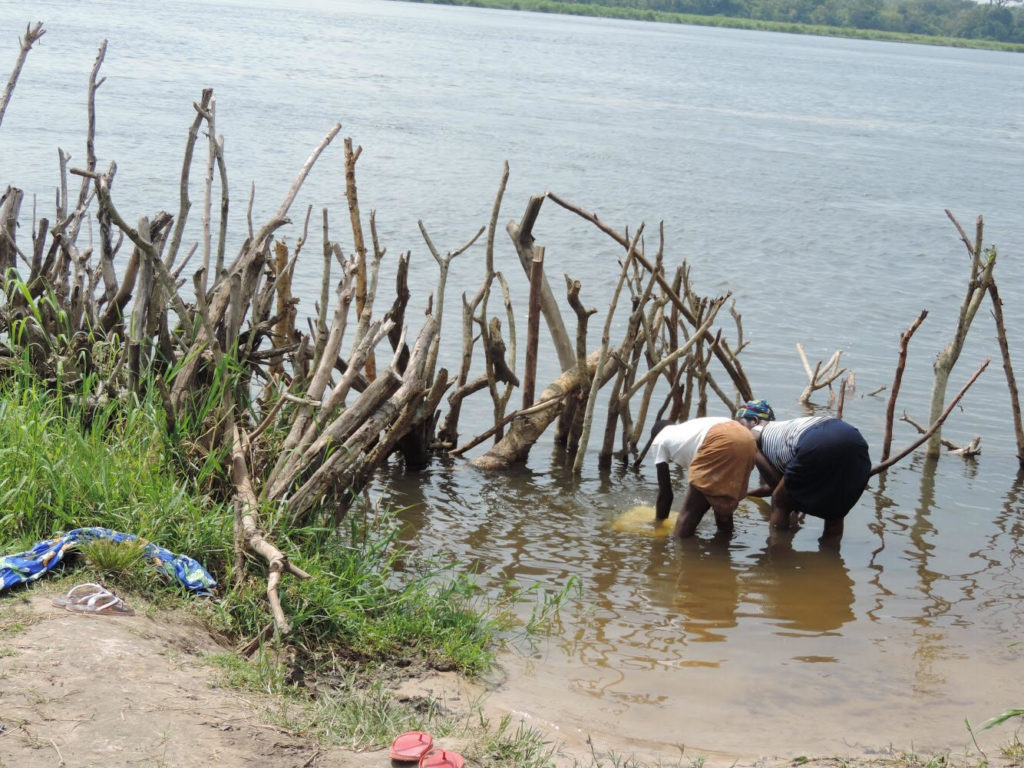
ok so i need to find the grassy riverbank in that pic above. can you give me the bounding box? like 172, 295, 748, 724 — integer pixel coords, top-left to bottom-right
400, 0, 1024, 52
2, 361, 1022, 764
0, 365, 569, 762
0, 370, 494, 672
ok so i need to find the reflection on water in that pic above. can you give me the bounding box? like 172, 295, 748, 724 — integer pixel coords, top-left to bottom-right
741, 536, 856, 638
385, 440, 1024, 756
672, 533, 740, 645
662, 532, 856, 652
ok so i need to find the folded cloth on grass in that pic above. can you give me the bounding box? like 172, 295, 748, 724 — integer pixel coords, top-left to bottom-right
0, 526, 217, 595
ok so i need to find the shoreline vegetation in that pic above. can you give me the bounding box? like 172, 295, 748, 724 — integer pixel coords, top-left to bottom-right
396, 0, 1024, 52
0, 377, 574, 764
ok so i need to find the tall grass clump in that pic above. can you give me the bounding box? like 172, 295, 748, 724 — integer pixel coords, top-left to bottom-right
0, 348, 512, 675
223, 508, 504, 676
0, 367, 233, 582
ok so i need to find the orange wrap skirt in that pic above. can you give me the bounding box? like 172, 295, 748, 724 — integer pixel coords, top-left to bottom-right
688, 420, 756, 502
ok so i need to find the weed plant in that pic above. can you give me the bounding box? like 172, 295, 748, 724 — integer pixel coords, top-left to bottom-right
0, 370, 233, 582
0, 344, 529, 661
0, 329, 574, 763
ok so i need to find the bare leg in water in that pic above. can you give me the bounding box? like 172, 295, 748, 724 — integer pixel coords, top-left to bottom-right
772, 477, 845, 546
820, 517, 844, 548
675, 487, 739, 538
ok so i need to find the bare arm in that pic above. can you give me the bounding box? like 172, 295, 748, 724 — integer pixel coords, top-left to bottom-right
747, 450, 780, 497
655, 462, 674, 520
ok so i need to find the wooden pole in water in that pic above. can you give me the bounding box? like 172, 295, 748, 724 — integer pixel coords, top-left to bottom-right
988, 279, 1024, 468
572, 228, 643, 474
881, 310, 928, 462
523, 246, 545, 409
925, 211, 995, 457
871, 357, 990, 476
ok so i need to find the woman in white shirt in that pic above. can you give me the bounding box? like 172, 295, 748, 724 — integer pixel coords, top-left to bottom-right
651, 399, 775, 538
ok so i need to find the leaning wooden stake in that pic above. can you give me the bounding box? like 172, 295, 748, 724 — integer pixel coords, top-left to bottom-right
871, 358, 990, 476
988, 279, 1024, 467
472, 348, 607, 469
344, 138, 367, 316
882, 310, 928, 462
522, 245, 545, 409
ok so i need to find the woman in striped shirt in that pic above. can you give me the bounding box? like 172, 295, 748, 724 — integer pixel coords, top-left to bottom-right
750, 416, 871, 546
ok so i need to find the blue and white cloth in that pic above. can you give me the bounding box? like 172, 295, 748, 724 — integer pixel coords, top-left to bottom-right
0, 527, 217, 595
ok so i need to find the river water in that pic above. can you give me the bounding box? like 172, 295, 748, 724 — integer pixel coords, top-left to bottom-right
3, 0, 1023, 762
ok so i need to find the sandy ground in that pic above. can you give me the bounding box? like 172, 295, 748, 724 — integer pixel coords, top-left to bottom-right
0, 588, 1014, 768
0, 591, 407, 768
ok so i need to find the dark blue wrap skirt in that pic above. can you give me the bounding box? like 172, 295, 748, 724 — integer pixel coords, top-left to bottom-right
783, 418, 871, 520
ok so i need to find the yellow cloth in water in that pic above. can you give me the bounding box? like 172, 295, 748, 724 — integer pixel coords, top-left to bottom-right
611, 505, 677, 537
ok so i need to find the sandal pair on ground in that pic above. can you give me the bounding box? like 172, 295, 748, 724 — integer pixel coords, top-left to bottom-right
51, 582, 134, 616
390, 731, 464, 767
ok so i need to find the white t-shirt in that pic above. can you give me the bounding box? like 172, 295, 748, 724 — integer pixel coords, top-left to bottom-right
651, 416, 730, 468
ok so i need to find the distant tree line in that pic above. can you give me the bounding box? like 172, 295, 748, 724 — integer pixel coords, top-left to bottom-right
556, 0, 1024, 43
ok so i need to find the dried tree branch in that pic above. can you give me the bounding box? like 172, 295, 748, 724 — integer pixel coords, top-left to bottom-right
546, 191, 753, 401
230, 424, 310, 635
797, 343, 846, 404
899, 413, 979, 455
988, 279, 1024, 467
871, 358, 990, 475
0, 22, 46, 129
882, 310, 928, 462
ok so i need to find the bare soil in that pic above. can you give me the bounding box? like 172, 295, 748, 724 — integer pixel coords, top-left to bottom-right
0, 589, 1013, 768
0, 591, 400, 767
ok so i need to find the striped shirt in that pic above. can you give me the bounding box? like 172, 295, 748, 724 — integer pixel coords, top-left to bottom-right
758, 416, 828, 474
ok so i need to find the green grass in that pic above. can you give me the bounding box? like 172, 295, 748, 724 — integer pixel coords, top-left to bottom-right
76, 537, 151, 584
0, 365, 505, 672
471, 713, 561, 766
0, 352, 568, 761
0, 380, 234, 581
216, 513, 505, 675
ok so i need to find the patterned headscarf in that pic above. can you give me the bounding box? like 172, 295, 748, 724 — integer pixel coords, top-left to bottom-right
735, 399, 775, 422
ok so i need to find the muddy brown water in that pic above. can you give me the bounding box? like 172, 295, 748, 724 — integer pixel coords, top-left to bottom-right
381, 429, 1024, 760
